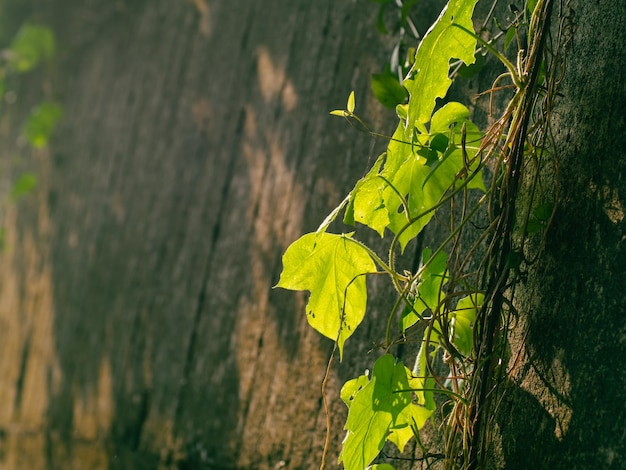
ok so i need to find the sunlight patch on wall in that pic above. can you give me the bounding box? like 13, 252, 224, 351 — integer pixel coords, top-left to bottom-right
234, 99, 335, 466
522, 350, 573, 441
72, 358, 114, 441
602, 186, 624, 224
590, 182, 624, 224
0, 189, 63, 467
191, 0, 212, 37
256, 46, 298, 111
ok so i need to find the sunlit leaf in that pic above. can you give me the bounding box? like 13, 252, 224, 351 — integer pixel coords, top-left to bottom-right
347, 90, 356, 113
369, 464, 396, 470
276, 232, 376, 358
404, 0, 478, 127
346, 153, 389, 235
427, 102, 486, 192
400, 248, 449, 332
381, 124, 442, 251
341, 372, 370, 406
414, 330, 439, 410
339, 355, 432, 470
451, 293, 484, 357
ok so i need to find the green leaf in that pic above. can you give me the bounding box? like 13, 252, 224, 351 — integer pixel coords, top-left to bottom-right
347, 90, 356, 114
504, 27, 517, 52
347, 153, 389, 235
375, 4, 389, 35
349, 122, 444, 251
9, 24, 55, 73
350, 103, 484, 251
339, 355, 432, 470
330, 109, 348, 117
451, 293, 483, 357
429, 101, 470, 131
10, 172, 37, 200
429, 133, 449, 153
427, 102, 486, 192
275, 232, 376, 358
401, 248, 449, 332
23, 101, 63, 148
404, 0, 478, 127
369, 465, 396, 470
414, 330, 439, 410
371, 73, 408, 109
382, 124, 450, 250
524, 218, 544, 235
341, 372, 370, 406
533, 202, 553, 221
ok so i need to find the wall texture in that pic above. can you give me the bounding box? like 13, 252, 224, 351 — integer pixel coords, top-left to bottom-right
0, 1, 418, 468
4, 1, 622, 469
495, 1, 626, 468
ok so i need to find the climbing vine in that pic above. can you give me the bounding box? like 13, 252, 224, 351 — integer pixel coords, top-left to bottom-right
277, 0, 564, 468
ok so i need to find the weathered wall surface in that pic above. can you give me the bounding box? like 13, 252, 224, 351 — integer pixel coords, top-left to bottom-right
495, 1, 626, 468
0, 1, 418, 468
9, 1, 623, 469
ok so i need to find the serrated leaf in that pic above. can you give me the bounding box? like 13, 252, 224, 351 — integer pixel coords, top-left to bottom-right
404, 0, 478, 127
276, 232, 376, 358
371, 73, 408, 109
347, 90, 356, 113
339, 355, 432, 470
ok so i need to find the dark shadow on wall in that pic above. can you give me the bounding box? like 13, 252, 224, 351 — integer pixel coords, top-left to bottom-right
495, 30, 626, 467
